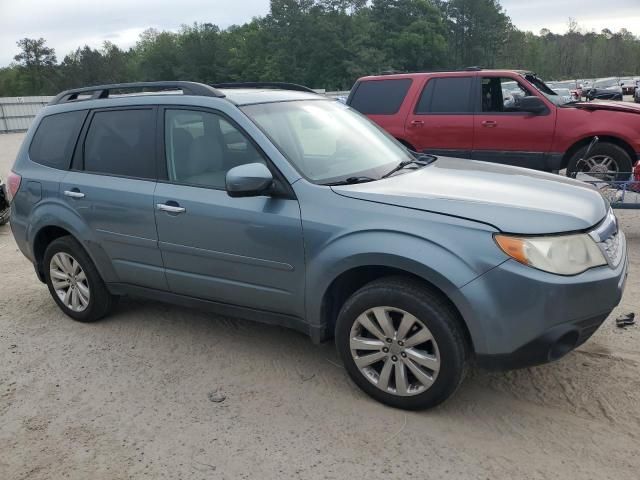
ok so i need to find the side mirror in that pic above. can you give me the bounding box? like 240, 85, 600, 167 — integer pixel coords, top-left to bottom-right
515, 96, 548, 115
226, 163, 273, 198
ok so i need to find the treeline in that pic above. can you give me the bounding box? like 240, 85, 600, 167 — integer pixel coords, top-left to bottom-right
1, 0, 640, 96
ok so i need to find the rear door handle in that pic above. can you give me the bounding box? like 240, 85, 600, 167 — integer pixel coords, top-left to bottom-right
409, 120, 424, 127
156, 203, 186, 214
482, 120, 498, 128
64, 190, 85, 199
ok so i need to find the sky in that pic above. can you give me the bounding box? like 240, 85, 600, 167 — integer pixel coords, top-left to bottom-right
1, 0, 639, 67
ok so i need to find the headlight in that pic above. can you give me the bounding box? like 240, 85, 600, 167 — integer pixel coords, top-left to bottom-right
495, 233, 607, 275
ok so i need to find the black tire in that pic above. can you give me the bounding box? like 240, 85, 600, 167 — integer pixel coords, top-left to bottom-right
335, 276, 468, 410
43, 236, 116, 322
566, 142, 633, 181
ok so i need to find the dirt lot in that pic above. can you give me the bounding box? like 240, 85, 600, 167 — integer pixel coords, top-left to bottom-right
1, 132, 639, 479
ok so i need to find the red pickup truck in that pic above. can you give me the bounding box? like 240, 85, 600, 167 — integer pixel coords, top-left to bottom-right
347, 69, 640, 180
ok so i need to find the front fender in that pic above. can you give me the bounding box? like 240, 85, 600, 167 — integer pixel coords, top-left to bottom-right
305, 229, 500, 347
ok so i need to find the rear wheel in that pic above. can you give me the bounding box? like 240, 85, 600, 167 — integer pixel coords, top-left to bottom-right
43, 236, 116, 322
335, 277, 468, 410
566, 142, 633, 181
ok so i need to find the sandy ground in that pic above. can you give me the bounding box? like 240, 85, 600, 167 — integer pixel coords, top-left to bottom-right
0, 132, 639, 479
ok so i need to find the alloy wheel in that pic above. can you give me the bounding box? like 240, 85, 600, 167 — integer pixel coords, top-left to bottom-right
349, 307, 440, 397
576, 154, 619, 181
49, 252, 90, 312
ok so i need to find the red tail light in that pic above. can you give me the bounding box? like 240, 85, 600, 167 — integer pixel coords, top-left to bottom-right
6, 171, 21, 202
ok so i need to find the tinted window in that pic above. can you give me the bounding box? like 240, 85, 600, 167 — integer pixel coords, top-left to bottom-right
84, 109, 155, 179
416, 77, 473, 114
165, 109, 266, 189
29, 111, 86, 169
349, 79, 412, 115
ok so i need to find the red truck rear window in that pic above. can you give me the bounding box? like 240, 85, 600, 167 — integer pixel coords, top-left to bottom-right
349, 79, 412, 115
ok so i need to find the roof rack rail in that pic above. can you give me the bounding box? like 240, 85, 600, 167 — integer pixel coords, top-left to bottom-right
379, 70, 406, 75
372, 67, 486, 76
49, 81, 225, 105
211, 82, 316, 94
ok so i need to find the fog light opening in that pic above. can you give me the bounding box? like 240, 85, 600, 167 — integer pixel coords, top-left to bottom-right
548, 331, 580, 361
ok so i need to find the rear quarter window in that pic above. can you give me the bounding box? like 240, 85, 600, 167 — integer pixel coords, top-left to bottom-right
29, 110, 87, 169
349, 79, 412, 115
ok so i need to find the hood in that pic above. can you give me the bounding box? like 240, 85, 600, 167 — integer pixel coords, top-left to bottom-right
567, 100, 640, 114
332, 157, 607, 234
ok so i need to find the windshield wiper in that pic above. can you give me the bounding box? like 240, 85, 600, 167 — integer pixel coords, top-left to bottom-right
380, 155, 437, 179
324, 176, 377, 186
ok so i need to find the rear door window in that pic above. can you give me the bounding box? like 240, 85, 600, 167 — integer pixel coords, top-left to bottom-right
415, 77, 474, 114
83, 109, 156, 179
29, 110, 87, 169
349, 79, 412, 115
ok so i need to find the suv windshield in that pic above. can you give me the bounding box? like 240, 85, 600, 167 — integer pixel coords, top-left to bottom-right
241, 100, 413, 184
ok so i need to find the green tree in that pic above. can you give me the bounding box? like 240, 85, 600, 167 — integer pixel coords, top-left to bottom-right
13, 38, 57, 94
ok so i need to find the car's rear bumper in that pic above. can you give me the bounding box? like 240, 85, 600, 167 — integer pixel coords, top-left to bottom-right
452, 238, 628, 369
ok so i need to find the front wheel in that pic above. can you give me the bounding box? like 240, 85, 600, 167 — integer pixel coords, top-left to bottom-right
566, 142, 633, 182
335, 277, 468, 410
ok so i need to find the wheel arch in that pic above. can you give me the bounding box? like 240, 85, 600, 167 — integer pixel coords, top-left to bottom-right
562, 135, 636, 171
32, 225, 73, 282
28, 202, 118, 284
319, 265, 473, 351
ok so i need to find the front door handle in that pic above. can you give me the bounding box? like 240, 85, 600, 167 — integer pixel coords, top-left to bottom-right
64, 190, 85, 199
157, 203, 186, 214
482, 120, 498, 128
409, 120, 425, 127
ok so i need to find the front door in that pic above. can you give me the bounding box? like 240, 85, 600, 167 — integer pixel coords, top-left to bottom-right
472, 76, 556, 169
404, 75, 475, 158
154, 107, 305, 317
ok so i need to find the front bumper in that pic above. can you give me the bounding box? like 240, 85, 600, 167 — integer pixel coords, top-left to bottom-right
453, 236, 628, 369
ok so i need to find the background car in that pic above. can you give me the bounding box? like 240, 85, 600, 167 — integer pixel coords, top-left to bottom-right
0, 176, 10, 225
635, 84, 640, 103
585, 77, 623, 100
620, 77, 637, 95
550, 80, 581, 100
552, 87, 573, 103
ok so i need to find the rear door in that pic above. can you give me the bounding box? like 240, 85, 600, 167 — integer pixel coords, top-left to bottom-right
404, 76, 475, 158
154, 107, 305, 317
472, 75, 556, 169
60, 107, 166, 290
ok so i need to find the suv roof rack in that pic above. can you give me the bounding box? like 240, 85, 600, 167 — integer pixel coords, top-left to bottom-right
211, 82, 316, 94
374, 67, 486, 76
49, 81, 225, 105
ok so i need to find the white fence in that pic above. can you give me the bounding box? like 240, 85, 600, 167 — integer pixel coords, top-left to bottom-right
0, 96, 53, 133
0, 91, 350, 134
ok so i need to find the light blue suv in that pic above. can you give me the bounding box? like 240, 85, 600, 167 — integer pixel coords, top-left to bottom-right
9, 81, 628, 409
